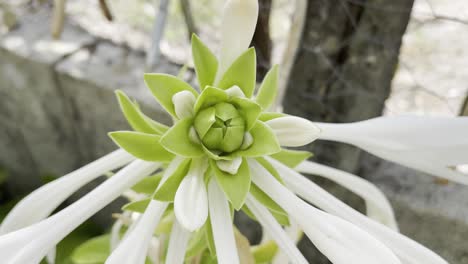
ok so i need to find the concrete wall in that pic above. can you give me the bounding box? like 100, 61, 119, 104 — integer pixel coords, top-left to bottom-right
0, 7, 467, 264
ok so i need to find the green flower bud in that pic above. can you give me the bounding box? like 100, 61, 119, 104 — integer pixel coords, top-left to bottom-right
194, 102, 247, 153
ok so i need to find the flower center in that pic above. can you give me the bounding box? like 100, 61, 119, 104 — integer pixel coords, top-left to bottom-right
194, 102, 246, 153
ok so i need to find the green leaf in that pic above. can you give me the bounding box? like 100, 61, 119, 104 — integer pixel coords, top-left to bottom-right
122, 198, 151, 213
109, 131, 175, 162
250, 185, 289, 226
192, 34, 218, 90
251, 241, 278, 263
235, 121, 281, 157
211, 158, 251, 210
115, 90, 168, 134
131, 173, 163, 194
186, 226, 208, 258
255, 157, 284, 184
194, 86, 229, 113
71, 235, 110, 264
194, 107, 217, 139
144, 73, 198, 117
155, 210, 174, 235
258, 112, 285, 122
255, 65, 279, 109
217, 48, 256, 97
270, 149, 313, 168
160, 118, 205, 157
230, 97, 261, 131
153, 159, 192, 201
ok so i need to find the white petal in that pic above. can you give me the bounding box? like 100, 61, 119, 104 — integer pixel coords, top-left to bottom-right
268, 158, 449, 264
248, 159, 401, 264
207, 178, 240, 264
245, 195, 307, 264
316, 116, 468, 184
272, 220, 302, 264
0, 149, 134, 234
110, 211, 132, 250
172, 91, 196, 119
0, 160, 159, 263
294, 160, 398, 230
225, 85, 246, 98
106, 200, 168, 264
174, 158, 209, 231
216, 157, 242, 174
215, 0, 258, 84
147, 237, 161, 264
266, 116, 321, 147
46, 247, 56, 264
165, 219, 191, 264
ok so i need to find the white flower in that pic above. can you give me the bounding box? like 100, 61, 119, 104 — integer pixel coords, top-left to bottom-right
316, 116, 468, 185
172, 90, 196, 119
266, 116, 321, 147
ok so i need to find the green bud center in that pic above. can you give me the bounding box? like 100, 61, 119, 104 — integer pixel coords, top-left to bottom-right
194, 102, 246, 153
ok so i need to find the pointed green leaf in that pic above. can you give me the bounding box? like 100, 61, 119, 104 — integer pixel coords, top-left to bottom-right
144, 73, 198, 117
255, 65, 279, 109
255, 157, 284, 184
160, 118, 205, 157
115, 90, 168, 134
109, 131, 175, 162
194, 107, 216, 139
258, 112, 285, 122
234, 121, 281, 157
131, 173, 163, 194
230, 97, 261, 131
122, 198, 151, 213
153, 159, 192, 201
192, 34, 218, 90
270, 149, 313, 168
211, 158, 251, 210
250, 185, 289, 226
71, 235, 111, 264
217, 48, 256, 97
194, 86, 229, 113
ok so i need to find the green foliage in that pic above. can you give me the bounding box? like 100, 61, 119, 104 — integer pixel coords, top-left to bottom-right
108, 131, 174, 162
160, 118, 205, 157
217, 48, 257, 97
251, 241, 278, 263
153, 159, 192, 201
122, 198, 151, 213
255, 65, 279, 110
192, 34, 218, 90
233, 121, 281, 158
131, 173, 163, 195
270, 149, 313, 168
211, 158, 251, 210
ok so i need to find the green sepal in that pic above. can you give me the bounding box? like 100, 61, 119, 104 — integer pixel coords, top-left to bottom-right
251, 241, 278, 263
250, 184, 289, 225
255, 65, 279, 109
108, 131, 175, 162
144, 73, 198, 117
122, 198, 151, 213
217, 48, 256, 97
258, 112, 285, 122
255, 157, 284, 184
71, 235, 111, 264
233, 121, 281, 158
185, 225, 208, 259
115, 90, 168, 134
230, 97, 261, 131
153, 159, 192, 201
194, 86, 229, 113
131, 173, 163, 194
160, 118, 205, 157
210, 158, 251, 210
270, 149, 313, 168
154, 209, 174, 235
192, 34, 218, 90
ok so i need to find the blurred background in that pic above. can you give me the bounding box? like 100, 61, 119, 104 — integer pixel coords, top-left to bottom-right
0, 0, 467, 263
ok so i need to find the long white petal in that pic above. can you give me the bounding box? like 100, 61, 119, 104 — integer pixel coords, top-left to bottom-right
245, 195, 307, 264
294, 160, 398, 230
207, 178, 239, 264
248, 159, 401, 264
174, 158, 209, 231
266, 116, 321, 147
0, 149, 134, 234
215, 0, 259, 83
106, 200, 168, 264
172, 91, 196, 119
268, 158, 448, 264
316, 116, 468, 184
272, 220, 302, 264
0, 160, 159, 264
165, 219, 191, 264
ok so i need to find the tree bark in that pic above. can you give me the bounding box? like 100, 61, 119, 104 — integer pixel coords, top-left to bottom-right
282, 0, 414, 173
250, 0, 272, 80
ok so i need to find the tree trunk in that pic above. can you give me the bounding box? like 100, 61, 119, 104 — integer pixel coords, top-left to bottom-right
251, 0, 272, 80
282, 0, 414, 173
